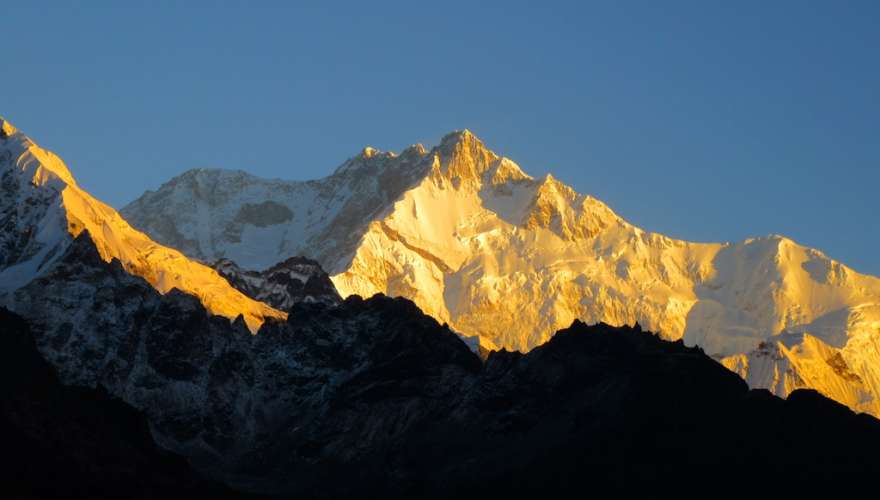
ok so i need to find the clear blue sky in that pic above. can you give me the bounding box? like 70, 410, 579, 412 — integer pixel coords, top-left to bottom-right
4, 2, 879, 274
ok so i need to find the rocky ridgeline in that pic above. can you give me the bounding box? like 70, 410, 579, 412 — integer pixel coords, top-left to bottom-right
211, 256, 341, 311
8, 232, 880, 498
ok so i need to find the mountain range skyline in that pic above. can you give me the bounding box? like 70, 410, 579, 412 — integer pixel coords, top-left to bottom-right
5, 116, 880, 418
5, 2, 879, 276
117, 125, 880, 416
25, 124, 880, 276
5, 4, 880, 497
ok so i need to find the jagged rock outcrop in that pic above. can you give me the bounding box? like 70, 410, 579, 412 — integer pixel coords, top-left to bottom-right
211, 256, 341, 311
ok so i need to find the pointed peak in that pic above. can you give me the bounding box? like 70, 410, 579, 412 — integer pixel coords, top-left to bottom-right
0, 117, 17, 138
0, 117, 78, 188
485, 157, 532, 185
524, 174, 621, 241
439, 129, 482, 150
536, 173, 577, 197
430, 129, 501, 187
536, 173, 562, 191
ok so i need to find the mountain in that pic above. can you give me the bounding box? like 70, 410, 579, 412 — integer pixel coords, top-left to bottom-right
0, 307, 253, 499
123, 129, 880, 416
122, 144, 431, 271
0, 117, 284, 331
9, 243, 880, 497
6, 115, 880, 496
9, 230, 476, 476
211, 256, 341, 311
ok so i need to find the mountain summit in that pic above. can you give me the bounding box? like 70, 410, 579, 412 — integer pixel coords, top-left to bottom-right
123, 130, 880, 416
0, 117, 283, 331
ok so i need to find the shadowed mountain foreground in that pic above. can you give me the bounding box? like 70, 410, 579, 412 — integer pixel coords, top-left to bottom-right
0, 308, 255, 500
6, 232, 880, 498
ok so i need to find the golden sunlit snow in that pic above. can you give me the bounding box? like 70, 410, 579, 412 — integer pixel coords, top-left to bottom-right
1, 118, 285, 331
330, 131, 880, 416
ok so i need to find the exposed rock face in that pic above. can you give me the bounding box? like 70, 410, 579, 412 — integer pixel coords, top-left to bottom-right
0, 308, 249, 500
123, 129, 880, 416
10, 231, 476, 472
9, 232, 880, 498
0, 117, 284, 332
211, 256, 341, 311
10, 233, 254, 459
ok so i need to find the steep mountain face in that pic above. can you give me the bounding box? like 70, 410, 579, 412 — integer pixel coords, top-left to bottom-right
9, 231, 480, 483
0, 308, 251, 500
0, 117, 283, 331
123, 129, 880, 415
10, 246, 880, 497
122, 144, 431, 271
211, 256, 341, 311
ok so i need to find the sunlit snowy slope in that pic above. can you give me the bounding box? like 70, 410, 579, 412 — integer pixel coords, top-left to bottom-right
0, 117, 284, 331
124, 129, 880, 415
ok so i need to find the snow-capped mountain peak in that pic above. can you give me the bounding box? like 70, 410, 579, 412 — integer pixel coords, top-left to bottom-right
1, 117, 77, 189
0, 116, 17, 137
432, 129, 500, 184
0, 118, 284, 331
484, 157, 532, 186
123, 128, 880, 416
